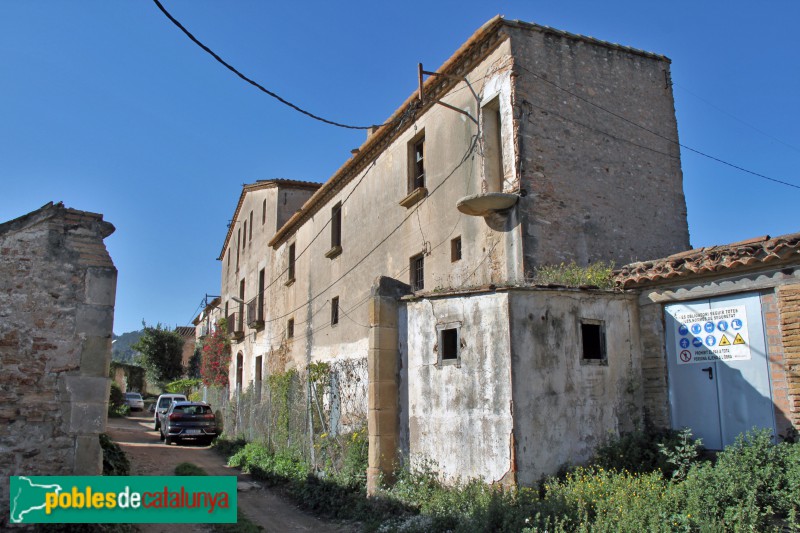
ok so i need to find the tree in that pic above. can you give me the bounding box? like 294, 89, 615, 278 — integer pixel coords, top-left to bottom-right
201, 319, 231, 388
132, 322, 185, 384
187, 347, 202, 379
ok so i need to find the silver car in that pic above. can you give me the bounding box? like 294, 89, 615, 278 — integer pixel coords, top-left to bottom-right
123, 392, 145, 411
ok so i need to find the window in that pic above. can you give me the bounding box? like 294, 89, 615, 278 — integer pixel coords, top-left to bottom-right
410, 254, 424, 292
262, 199, 266, 225
326, 202, 343, 258
257, 268, 265, 322
482, 96, 504, 192
236, 229, 241, 270
436, 322, 462, 367
331, 296, 340, 326
287, 243, 296, 283
331, 202, 342, 248
409, 133, 425, 191
441, 328, 458, 360
287, 318, 294, 338
255, 356, 262, 384
580, 320, 607, 363
249, 211, 253, 241
243, 221, 247, 249
451, 236, 462, 262
227, 248, 230, 268
236, 352, 243, 390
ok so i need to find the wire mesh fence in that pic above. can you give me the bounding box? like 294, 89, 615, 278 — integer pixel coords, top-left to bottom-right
203, 357, 368, 474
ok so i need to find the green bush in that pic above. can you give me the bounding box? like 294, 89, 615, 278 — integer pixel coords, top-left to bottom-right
591, 427, 695, 478
100, 434, 130, 476
679, 429, 800, 530
530, 261, 615, 289
175, 462, 208, 476
107, 383, 130, 418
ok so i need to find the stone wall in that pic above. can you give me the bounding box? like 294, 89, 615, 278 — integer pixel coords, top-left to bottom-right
0, 202, 116, 522
777, 284, 800, 432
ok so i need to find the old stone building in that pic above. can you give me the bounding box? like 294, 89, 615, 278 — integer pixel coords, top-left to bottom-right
0, 202, 116, 519
216, 17, 691, 488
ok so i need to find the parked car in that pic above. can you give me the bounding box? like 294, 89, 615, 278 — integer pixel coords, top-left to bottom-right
152, 393, 187, 431
160, 401, 218, 445
123, 392, 144, 411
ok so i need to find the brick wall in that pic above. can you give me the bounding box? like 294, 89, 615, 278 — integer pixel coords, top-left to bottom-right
0, 203, 116, 524
777, 285, 800, 432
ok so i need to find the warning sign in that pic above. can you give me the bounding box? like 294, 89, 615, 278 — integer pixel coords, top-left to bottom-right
673, 306, 750, 365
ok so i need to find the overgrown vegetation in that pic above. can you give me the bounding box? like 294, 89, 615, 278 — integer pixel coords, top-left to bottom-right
529, 260, 615, 289
107, 382, 129, 418
100, 433, 130, 476
175, 462, 207, 476
201, 319, 231, 387
216, 427, 800, 531
165, 377, 203, 396
132, 321, 185, 384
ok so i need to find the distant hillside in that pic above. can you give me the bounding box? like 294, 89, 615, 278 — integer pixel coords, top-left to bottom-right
112, 330, 143, 363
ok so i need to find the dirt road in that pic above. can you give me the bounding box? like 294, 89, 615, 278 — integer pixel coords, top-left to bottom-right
106, 411, 354, 533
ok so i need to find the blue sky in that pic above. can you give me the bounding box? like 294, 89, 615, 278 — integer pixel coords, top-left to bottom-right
1, 1, 798, 335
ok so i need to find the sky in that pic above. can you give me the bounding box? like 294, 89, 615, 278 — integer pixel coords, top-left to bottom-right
1, 1, 798, 335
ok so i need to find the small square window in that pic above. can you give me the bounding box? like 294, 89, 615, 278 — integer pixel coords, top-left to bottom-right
331, 297, 340, 326
580, 320, 607, 363
410, 254, 424, 292
436, 322, 462, 367
287, 318, 294, 339
451, 236, 462, 262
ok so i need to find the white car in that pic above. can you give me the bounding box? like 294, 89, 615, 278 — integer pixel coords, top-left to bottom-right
153, 393, 187, 431
123, 392, 145, 411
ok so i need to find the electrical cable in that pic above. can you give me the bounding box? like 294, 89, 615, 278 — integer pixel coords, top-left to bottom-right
152, 0, 405, 130
515, 64, 800, 190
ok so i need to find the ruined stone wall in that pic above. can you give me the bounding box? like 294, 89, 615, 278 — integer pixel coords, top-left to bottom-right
508, 24, 690, 271
0, 203, 116, 522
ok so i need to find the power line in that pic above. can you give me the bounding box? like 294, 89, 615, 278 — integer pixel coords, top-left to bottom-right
152, 0, 404, 131
674, 83, 800, 155
515, 64, 800, 191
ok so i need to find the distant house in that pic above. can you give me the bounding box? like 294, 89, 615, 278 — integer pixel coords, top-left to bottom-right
216, 16, 697, 490
174, 325, 196, 370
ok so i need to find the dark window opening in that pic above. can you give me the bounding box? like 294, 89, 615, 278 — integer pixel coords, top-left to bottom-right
257, 268, 265, 321
262, 199, 266, 225
411, 254, 424, 292
581, 322, 606, 361
331, 202, 342, 249
243, 221, 247, 249
236, 353, 243, 390
249, 211, 253, 241
451, 236, 462, 262
288, 243, 296, 281
410, 135, 425, 191
287, 318, 294, 338
331, 297, 339, 326
441, 328, 458, 360
255, 356, 262, 383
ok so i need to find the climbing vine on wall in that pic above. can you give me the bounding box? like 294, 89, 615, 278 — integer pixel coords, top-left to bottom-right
201, 319, 231, 387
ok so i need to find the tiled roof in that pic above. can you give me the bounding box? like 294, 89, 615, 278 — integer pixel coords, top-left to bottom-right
217, 179, 322, 260
615, 232, 800, 288
174, 326, 196, 339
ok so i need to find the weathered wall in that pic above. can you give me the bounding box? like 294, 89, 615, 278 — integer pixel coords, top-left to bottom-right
402, 292, 514, 484
508, 289, 641, 485
635, 267, 800, 438
0, 203, 116, 523
508, 23, 690, 271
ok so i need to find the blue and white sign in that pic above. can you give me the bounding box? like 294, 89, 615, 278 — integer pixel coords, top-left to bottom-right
671, 306, 751, 365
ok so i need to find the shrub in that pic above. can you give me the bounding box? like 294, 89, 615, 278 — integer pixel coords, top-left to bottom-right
107, 383, 130, 418
591, 427, 696, 478
529, 261, 615, 289
175, 462, 208, 476
100, 434, 130, 476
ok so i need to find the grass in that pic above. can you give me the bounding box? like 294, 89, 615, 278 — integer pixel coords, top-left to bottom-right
174, 462, 208, 476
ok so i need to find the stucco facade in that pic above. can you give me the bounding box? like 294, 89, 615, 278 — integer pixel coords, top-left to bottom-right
215, 17, 690, 487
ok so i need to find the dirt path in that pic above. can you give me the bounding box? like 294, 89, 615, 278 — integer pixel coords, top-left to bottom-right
106, 411, 355, 533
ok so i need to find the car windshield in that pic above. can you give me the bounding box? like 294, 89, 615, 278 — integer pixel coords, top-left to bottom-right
173, 405, 212, 415
125, 393, 141, 399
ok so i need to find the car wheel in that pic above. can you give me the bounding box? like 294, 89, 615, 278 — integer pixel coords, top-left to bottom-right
154, 420, 159, 431
159, 429, 165, 441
